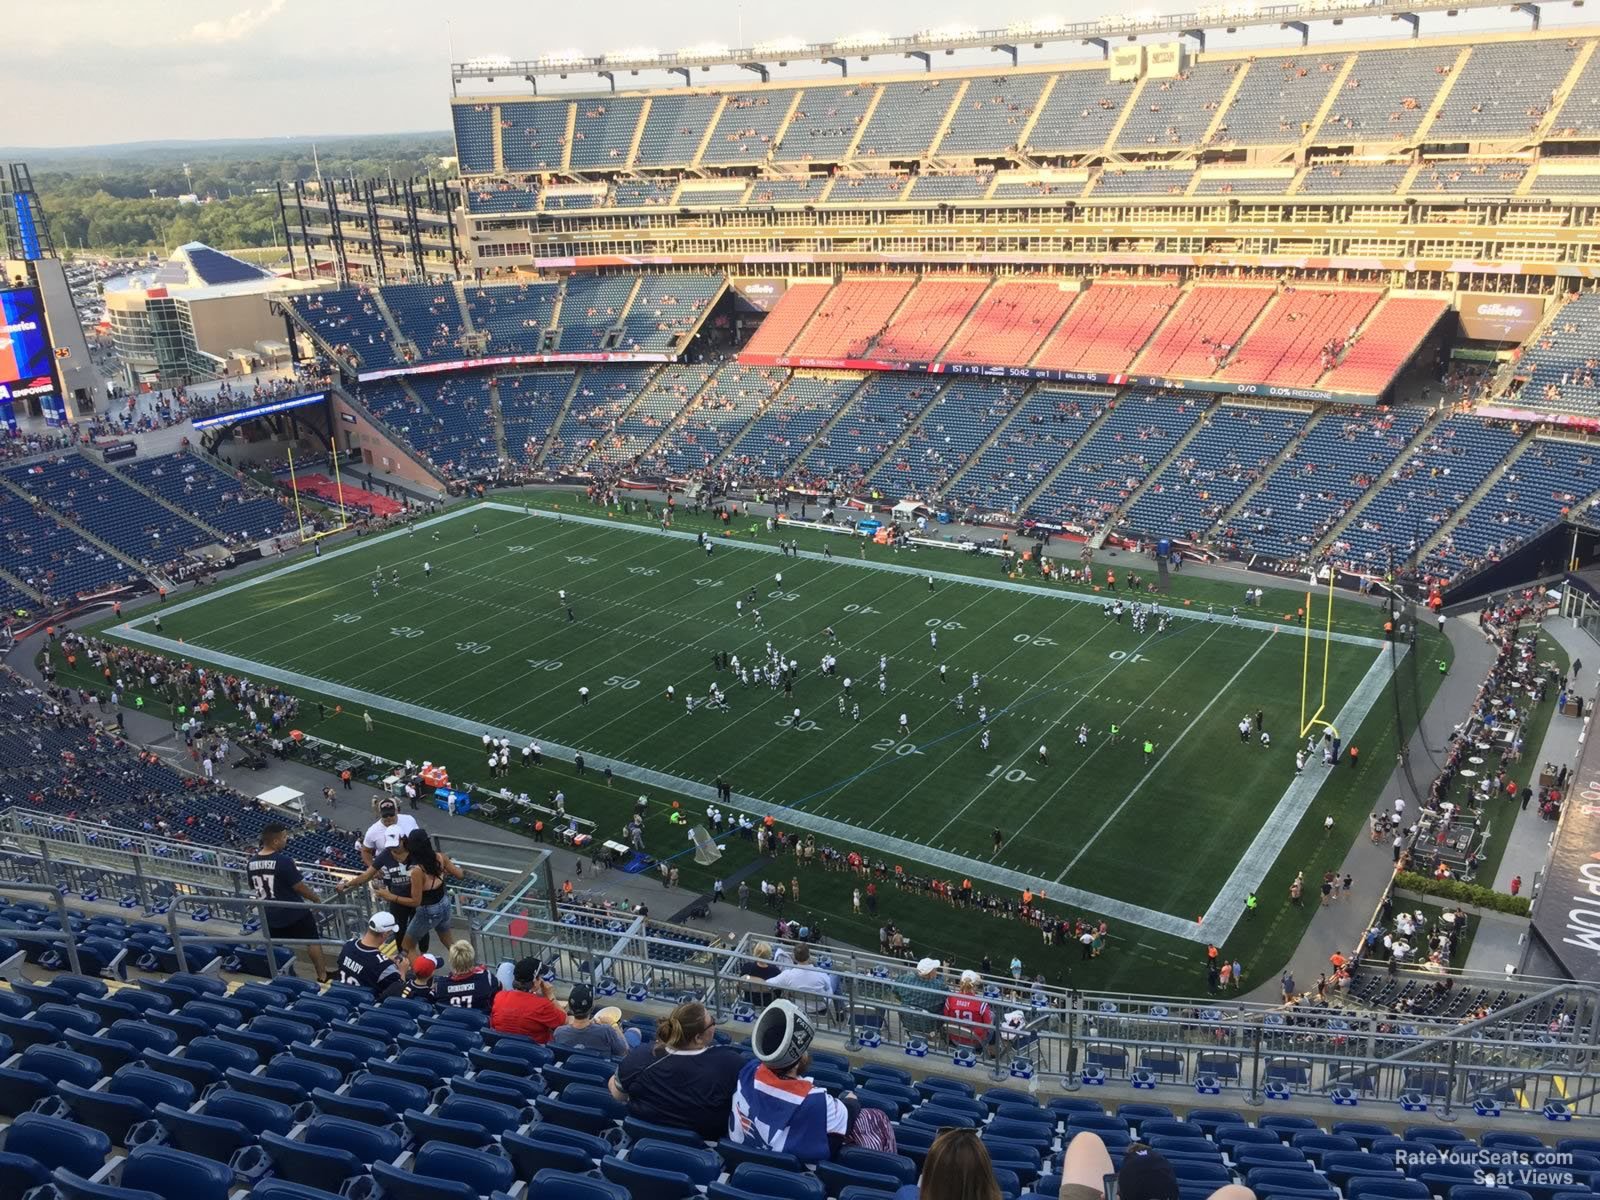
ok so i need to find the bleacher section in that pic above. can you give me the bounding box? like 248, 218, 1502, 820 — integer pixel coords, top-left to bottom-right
498, 371, 575, 467
856, 80, 961, 159
943, 281, 1076, 366
1427, 437, 1600, 579
378, 284, 468, 365
5, 457, 214, 573
1427, 40, 1579, 140
798, 375, 936, 490
1028, 391, 1205, 530
1122, 405, 1315, 542
0, 488, 132, 603
451, 103, 496, 174
724, 373, 862, 484
703, 89, 797, 163
938, 75, 1052, 155
634, 94, 722, 168
871, 378, 1030, 501
1316, 45, 1460, 143
554, 276, 639, 353
1320, 298, 1447, 396
1215, 56, 1346, 147
118, 455, 295, 545
1117, 61, 1239, 150
463, 282, 560, 355
1134, 286, 1277, 379
1220, 289, 1381, 388
615, 275, 723, 354
787, 278, 914, 361
588, 365, 710, 467
1226, 407, 1430, 562
868, 278, 989, 362
355, 377, 499, 477
951, 389, 1105, 516
286, 289, 397, 371
552, 367, 658, 471
1516, 293, 1600, 417
569, 96, 646, 170
1335, 415, 1524, 573
499, 100, 570, 172
1032, 283, 1179, 375
649, 365, 787, 476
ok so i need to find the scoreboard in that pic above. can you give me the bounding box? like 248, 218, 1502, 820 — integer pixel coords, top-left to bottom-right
0, 286, 53, 397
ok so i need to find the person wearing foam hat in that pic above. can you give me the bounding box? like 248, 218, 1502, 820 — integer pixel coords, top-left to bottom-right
727, 999, 858, 1163
335, 912, 403, 996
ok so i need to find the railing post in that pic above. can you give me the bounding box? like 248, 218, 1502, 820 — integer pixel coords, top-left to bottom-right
1440, 1037, 1460, 1122
1064, 994, 1081, 1091
52, 886, 83, 977
132, 854, 149, 913
1247, 1023, 1264, 1105
38, 836, 56, 895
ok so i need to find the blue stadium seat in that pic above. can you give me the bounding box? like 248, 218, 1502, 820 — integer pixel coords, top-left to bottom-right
348, 1072, 430, 1114
371, 1142, 516, 1200
5, 1112, 113, 1178
836, 1188, 897, 1200
0, 1151, 51, 1200
403, 1108, 495, 1151
48, 1170, 162, 1200
600, 1154, 701, 1200
628, 1140, 723, 1186
534, 1094, 618, 1136
251, 1183, 345, 1200
0, 1012, 67, 1051
62, 1030, 138, 1075
34, 1003, 101, 1037
116, 1145, 233, 1200
623, 1116, 708, 1149
814, 1161, 902, 1198
55, 1082, 151, 1145
503, 1130, 599, 1178
1334, 1123, 1401, 1152
309, 1088, 399, 1127
108, 1022, 178, 1056
220, 1068, 301, 1107
265, 1054, 342, 1094
528, 1169, 630, 1200
727, 1163, 827, 1200
1346, 1179, 1431, 1200
715, 1138, 804, 1174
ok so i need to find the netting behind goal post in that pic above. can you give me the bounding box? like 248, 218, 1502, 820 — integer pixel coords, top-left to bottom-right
690, 825, 722, 866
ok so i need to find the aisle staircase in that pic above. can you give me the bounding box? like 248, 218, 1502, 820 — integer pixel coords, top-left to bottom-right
1090, 399, 1223, 548
1309, 409, 1446, 557
1013, 397, 1121, 518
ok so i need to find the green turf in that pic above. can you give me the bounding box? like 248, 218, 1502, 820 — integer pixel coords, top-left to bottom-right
71, 490, 1459, 993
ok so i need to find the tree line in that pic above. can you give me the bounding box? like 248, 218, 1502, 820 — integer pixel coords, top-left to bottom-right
25, 133, 452, 256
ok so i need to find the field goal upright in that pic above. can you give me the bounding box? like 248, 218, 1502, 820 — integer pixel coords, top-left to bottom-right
1299, 564, 1338, 739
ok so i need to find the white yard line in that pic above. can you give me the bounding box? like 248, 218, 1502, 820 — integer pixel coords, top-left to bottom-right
1001, 623, 1220, 847
1055, 630, 1279, 883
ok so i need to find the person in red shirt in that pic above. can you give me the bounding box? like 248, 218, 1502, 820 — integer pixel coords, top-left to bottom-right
943, 969, 994, 1053
490, 956, 567, 1043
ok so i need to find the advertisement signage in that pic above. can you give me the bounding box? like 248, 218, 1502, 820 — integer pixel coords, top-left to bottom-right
0, 288, 54, 395
1531, 724, 1600, 984
1458, 293, 1546, 343
356, 349, 672, 383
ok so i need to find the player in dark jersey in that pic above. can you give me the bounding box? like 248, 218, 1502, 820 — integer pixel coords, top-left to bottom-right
334, 912, 403, 996
248, 823, 329, 982
434, 939, 498, 1012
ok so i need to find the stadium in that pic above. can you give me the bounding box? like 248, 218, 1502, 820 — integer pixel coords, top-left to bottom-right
4, 0, 1600, 1197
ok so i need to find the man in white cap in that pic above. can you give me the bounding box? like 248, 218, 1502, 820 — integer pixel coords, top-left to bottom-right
360, 798, 418, 869
335, 911, 403, 995
891, 957, 948, 1040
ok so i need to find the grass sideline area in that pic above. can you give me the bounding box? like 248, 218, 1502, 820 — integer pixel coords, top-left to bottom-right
59, 488, 1463, 994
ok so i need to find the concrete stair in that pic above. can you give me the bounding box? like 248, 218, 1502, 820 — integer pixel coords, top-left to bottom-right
102, 460, 230, 545
1414, 426, 1541, 563
1202, 407, 1327, 542
0, 475, 149, 581
939, 384, 1041, 498
1091, 399, 1223, 548
1013, 397, 1121, 518
529, 372, 586, 470
1309, 409, 1446, 558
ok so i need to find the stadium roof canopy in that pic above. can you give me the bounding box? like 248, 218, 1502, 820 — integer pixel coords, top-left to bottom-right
452, 0, 1573, 89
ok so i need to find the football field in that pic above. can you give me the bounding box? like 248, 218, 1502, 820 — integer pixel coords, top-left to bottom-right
113, 499, 1404, 948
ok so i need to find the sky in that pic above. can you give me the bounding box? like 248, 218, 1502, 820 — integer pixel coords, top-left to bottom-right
3, 0, 1589, 147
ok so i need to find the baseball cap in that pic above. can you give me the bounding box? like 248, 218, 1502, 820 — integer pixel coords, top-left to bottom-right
378, 799, 398, 816
1117, 1146, 1179, 1200
915, 957, 941, 976
412, 954, 438, 977
513, 955, 543, 984
959, 969, 982, 987
369, 911, 399, 933
567, 983, 594, 1016
751, 998, 815, 1070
